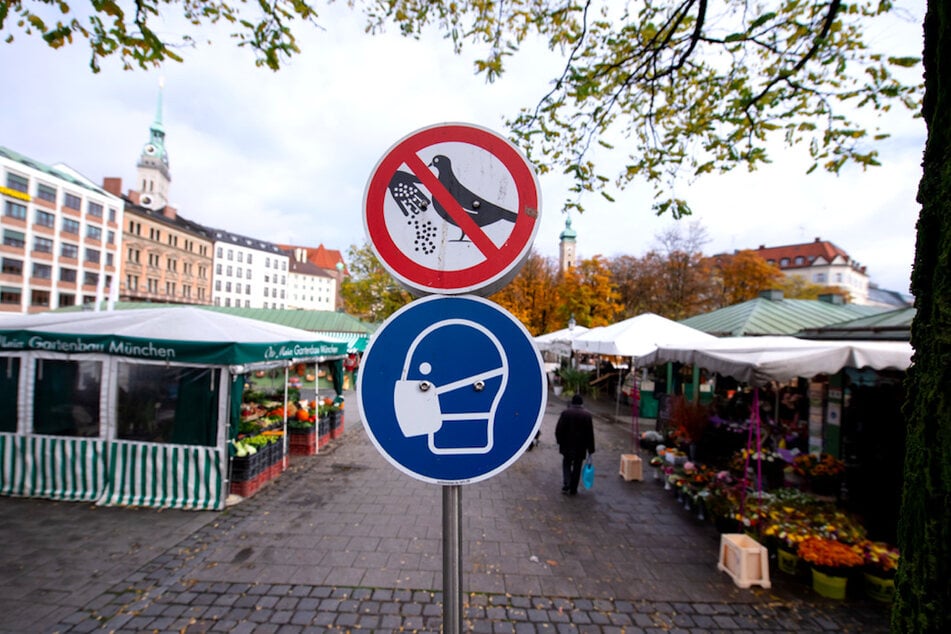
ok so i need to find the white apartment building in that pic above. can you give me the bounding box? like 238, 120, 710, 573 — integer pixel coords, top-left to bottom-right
210, 229, 289, 309
1, 146, 123, 313
286, 251, 337, 310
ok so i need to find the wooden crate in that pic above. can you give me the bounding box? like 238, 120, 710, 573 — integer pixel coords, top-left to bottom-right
717, 534, 771, 589
619, 454, 643, 481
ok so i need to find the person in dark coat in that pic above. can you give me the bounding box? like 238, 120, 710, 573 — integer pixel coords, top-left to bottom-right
555, 394, 596, 495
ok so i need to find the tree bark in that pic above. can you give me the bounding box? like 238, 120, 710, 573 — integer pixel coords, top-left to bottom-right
892, 1, 951, 630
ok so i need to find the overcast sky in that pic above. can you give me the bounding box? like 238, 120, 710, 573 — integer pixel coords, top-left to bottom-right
0, 1, 925, 296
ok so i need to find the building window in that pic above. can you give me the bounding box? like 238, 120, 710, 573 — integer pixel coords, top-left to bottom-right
3, 230, 25, 248
815, 273, 827, 283
58, 292, 76, 307
794, 256, 804, 265
83, 271, 99, 287
60, 268, 77, 282
108, 208, 117, 223
0, 286, 21, 305
86, 225, 102, 241
149, 227, 160, 241
246, 269, 251, 280
63, 192, 82, 210
215, 280, 221, 291
5, 172, 28, 193
167, 258, 177, 272
227, 249, 233, 261
87, 202, 103, 218
215, 263, 222, 275
225, 298, 231, 307
264, 287, 269, 297
216, 246, 223, 258
199, 265, 207, 279
35, 210, 55, 227
105, 252, 114, 267
3, 200, 26, 220
61, 243, 79, 259
34, 236, 54, 253
225, 282, 232, 293
183, 285, 191, 298
265, 257, 270, 268
226, 265, 233, 277
126, 274, 138, 290
63, 218, 80, 234
245, 284, 251, 294
36, 183, 57, 202
264, 274, 269, 283
165, 281, 175, 295
106, 230, 115, 244
147, 278, 158, 293
237, 252, 243, 263
30, 289, 50, 307
247, 254, 252, 265
32, 263, 52, 279
1, 258, 23, 276
835, 273, 843, 283
236, 267, 242, 278
779, 257, 790, 267
148, 253, 160, 268
85, 248, 101, 264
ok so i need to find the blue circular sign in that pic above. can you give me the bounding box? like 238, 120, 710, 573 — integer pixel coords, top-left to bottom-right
357, 295, 547, 484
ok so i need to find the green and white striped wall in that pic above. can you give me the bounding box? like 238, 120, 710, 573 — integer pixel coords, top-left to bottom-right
0, 434, 106, 502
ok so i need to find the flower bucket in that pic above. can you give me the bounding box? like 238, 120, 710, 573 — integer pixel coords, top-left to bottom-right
777, 548, 799, 575
812, 568, 848, 600
864, 572, 896, 603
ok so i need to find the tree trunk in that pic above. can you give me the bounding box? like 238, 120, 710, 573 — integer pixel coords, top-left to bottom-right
892, 2, 951, 630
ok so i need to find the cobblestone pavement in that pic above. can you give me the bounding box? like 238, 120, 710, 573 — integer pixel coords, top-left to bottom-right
0, 392, 891, 633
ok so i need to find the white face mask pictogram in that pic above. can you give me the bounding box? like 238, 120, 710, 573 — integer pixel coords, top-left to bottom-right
393, 319, 508, 455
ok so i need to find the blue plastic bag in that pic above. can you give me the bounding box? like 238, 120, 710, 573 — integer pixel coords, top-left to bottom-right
581, 458, 595, 490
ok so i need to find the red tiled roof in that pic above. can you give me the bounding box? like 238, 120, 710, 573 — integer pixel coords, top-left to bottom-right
278, 243, 349, 276
754, 238, 850, 270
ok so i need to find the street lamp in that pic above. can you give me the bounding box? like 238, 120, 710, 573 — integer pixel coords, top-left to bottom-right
568, 314, 576, 332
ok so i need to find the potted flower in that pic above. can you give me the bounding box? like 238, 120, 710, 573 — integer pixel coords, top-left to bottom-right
797, 537, 864, 599
857, 540, 900, 603
793, 452, 845, 497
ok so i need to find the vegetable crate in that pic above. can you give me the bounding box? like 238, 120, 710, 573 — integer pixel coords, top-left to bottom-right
717, 533, 771, 589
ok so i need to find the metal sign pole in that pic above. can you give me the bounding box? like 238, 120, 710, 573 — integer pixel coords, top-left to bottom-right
442, 484, 463, 634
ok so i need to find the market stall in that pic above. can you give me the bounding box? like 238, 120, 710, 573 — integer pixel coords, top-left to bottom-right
0, 307, 347, 510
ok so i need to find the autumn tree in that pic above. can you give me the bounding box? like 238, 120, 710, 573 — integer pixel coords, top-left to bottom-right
704, 249, 784, 308
776, 275, 849, 301
557, 255, 622, 328
339, 243, 412, 323
606, 254, 665, 319
489, 250, 561, 335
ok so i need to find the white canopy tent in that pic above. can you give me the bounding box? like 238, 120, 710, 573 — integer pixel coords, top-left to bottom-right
635, 336, 913, 386
533, 325, 589, 356
573, 313, 717, 357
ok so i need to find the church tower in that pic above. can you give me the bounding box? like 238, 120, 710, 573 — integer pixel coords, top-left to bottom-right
559, 215, 577, 272
136, 80, 171, 210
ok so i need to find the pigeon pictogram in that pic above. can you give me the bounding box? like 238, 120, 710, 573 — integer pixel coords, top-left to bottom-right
428, 155, 519, 241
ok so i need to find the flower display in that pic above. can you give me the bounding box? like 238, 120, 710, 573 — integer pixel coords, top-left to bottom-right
857, 540, 900, 576
793, 452, 845, 479
797, 537, 864, 571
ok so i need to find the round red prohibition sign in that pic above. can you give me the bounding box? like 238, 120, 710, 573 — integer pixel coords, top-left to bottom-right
364, 123, 541, 296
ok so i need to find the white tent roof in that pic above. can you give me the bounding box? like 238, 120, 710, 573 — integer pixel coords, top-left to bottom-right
533, 325, 589, 353
637, 335, 913, 385
572, 313, 716, 358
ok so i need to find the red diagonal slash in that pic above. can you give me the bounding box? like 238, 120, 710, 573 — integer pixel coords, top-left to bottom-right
402, 152, 503, 258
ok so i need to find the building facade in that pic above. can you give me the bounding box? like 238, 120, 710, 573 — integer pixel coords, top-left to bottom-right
754, 238, 871, 305
1, 146, 123, 313
286, 252, 337, 311
277, 243, 348, 309
211, 230, 289, 309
